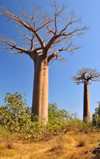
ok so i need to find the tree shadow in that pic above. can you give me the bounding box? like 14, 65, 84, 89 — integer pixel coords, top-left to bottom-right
92, 147, 100, 159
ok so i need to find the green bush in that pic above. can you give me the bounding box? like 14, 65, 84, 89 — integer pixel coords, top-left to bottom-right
0, 92, 46, 140
0, 92, 31, 132
47, 103, 73, 135
92, 103, 100, 129
0, 92, 93, 140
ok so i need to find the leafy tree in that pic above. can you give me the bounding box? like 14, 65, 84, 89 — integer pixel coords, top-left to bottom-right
48, 103, 70, 122
92, 102, 100, 128
92, 112, 98, 126
0, 92, 30, 132
47, 103, 73, 135
95, 102, 100, 116
72, 68, 100, 123
0, 1, 88, 122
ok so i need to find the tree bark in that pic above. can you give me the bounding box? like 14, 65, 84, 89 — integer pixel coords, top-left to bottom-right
31, 54, 48, 123
83, 83, 91, 123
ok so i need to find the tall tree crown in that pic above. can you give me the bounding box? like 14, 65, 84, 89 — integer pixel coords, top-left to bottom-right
0, 0, 89, 63
72, 68, 100, 85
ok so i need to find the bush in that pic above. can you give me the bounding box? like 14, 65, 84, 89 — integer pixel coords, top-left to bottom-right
0, 92, 31, 132
47, 103, 73, 135
0, 92, 94, 141
0, 92, 47, 140
92, 103, 100, 129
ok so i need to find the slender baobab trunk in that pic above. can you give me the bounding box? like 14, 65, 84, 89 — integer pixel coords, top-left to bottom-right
83, 82, 91, 123
32, 54, 48, 123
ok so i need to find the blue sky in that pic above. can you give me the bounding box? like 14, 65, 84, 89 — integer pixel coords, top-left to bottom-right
0, 0, 100, 120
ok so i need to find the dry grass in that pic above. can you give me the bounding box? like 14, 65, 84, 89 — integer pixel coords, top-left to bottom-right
77, 139, 86, 147
0, 131, 100, 159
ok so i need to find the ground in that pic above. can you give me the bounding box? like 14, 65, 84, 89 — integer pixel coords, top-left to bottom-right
0, 131, 100, 159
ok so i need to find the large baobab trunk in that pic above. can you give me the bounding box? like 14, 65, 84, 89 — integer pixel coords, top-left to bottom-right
83, 82, 91, 123
0, 1, 89, 125
32, 54, 48, 123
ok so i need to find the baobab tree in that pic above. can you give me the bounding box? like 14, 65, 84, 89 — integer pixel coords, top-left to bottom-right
72, 68, 100, 123
0, 1, 88, 123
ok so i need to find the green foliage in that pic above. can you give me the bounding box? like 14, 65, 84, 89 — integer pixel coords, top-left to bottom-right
0, 125, 12, 143
92, 112, 98, 126
92, 103, 100, 128
47, 103, 72, 135
0, 93, 94, 141
97, 139, 100, 146
47, 103, 91, 135
0, 92, 46, 140
95, 103, 100, 116
48, 103, 71, 122
0, 92, 30, 132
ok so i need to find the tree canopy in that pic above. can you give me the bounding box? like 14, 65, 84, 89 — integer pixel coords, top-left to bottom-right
72, 68, 100, 85
0, 0, 89, 63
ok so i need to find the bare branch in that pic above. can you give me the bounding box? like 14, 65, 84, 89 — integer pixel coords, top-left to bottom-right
72, 68, 100, 85
0, 1, 89, 62
0, 5, 45, 50
46, 25, 88, 52
15, 26, 31, 40
45, 4, 89, 52
0, 34, 29, 55
48, 44, 78, 62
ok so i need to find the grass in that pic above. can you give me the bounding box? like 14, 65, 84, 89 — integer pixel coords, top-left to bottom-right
77, 139, 86, 147
1, 97, 100, 158
0, 128, 100, 159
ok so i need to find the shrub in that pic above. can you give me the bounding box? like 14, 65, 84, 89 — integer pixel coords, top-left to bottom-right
0, 93, 94, 141
77, 139, 85, 147
92, 103, 100, 129
0, 92, 31, 132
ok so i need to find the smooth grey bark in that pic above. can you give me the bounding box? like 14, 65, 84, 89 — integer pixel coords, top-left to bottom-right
83, 83, 90, 123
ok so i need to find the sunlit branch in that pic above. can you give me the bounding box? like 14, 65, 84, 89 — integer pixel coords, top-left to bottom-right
0, 6, 45, 50
0, 34, 29, 55
72, 68, 100, 85
47, 43, 79, 62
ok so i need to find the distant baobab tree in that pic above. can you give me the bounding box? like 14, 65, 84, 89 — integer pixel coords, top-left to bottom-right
72, 68, 100, 123
0, 1, 89, 123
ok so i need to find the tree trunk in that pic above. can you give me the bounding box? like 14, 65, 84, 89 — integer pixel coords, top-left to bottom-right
31, 54, 48, 124
83, 83, 91, 123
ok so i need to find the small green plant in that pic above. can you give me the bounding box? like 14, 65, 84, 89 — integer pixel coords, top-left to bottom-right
97, 139, 100, 146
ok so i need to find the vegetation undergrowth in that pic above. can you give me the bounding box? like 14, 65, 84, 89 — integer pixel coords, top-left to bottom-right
0, 92, 100, 143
